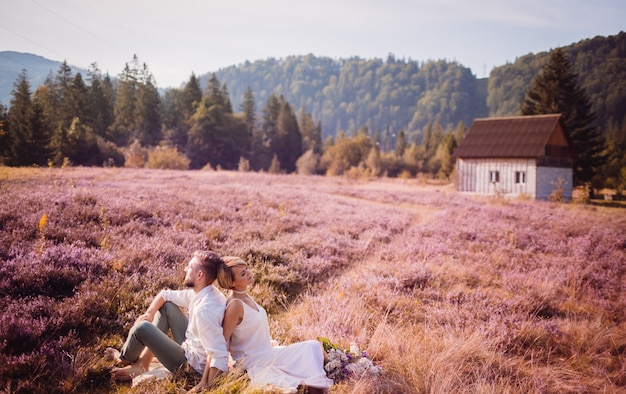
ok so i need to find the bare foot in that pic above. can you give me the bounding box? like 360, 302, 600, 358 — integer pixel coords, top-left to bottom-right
110, 364, 148, 381
104, 347, 130, 366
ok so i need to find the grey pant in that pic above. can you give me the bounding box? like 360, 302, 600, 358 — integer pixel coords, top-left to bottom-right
119, 301, 191, 373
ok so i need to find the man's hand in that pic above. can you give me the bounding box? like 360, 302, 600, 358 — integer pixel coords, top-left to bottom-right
134, 311, 155, 324
187, 382, 208, 393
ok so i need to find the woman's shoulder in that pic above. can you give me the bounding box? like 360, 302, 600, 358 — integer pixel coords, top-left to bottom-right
226, 297, 244, 308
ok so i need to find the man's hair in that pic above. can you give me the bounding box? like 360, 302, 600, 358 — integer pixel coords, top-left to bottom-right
193, 250, 223, 283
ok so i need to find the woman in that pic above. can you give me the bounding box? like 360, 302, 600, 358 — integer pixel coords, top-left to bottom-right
217, 256, 333, 394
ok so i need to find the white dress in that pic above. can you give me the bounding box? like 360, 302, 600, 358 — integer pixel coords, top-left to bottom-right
228, 298, 333, 391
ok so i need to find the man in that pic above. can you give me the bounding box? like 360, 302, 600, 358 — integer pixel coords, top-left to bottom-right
104, 250, 228, 392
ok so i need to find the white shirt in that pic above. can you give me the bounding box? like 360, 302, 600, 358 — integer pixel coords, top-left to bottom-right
158, 285, 228, 373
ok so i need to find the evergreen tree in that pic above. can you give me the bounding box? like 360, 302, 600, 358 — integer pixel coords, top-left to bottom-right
220, 83, 233, 113
0, 102, 7, 163
162, 74, 201, 152
299, 107, 322, 154
254, 93, 281, 170
395, 130, 407, 157
366, 145, 382, 176
68, 73, 91, 124
7, 70, 33, 166
186, 96, 249, 170
135, 73, 162, 146
241, 86, 256, 134
453, 120, 467, 145
433, 132, 458, 179
28, 94, 54, 166
601, 120, 626, 191
274, 100, 302, 173
520, 48, 606, 186
402, 142, 426, 175
182, 73, 202, 119
53, 61, 75, 130
51, 117, 98, 166
87, 64, 115, 139
268, 154, 281, 174
205, 74, 223, 107
109, 61, 138, 145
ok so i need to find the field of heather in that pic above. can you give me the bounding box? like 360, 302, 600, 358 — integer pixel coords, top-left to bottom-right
1, 167, 625, 394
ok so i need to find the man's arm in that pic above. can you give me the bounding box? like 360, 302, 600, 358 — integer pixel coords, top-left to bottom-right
135, 293, 166, 323
189, 358, 222, 393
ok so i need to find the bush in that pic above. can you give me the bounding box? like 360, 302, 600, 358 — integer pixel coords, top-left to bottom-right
146, 146, 190, 170
296, 149, 320, 175
268, 154, 282, 174
96, 138, 125, 167
125, 140, 146, 168
238, 157, 250, 172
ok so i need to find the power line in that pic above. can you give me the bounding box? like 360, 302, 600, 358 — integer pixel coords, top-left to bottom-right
0, 24, 67, 60
30, 0, 131, 58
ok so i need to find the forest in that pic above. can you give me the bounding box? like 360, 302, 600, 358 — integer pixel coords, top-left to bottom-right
0, 32, 624, 190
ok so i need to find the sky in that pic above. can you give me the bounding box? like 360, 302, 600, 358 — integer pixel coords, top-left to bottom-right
1, 0, 624, 88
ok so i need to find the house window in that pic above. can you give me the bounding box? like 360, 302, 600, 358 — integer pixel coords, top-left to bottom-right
515, 171, 526, 184
489, 170, 500, 183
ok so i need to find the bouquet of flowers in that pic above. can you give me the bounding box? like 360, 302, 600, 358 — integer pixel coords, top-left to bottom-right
318, 337, 382, 382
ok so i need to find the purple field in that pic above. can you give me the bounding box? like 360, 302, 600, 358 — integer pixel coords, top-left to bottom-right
1, 167, 625, 393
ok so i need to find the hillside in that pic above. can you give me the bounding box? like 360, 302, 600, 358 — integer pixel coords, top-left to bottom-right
208, 32, 625, 140
0, 51, 85, 106
1, 31, 624, 142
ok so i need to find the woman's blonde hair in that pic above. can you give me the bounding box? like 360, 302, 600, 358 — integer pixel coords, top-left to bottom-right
217, 256, 247, 290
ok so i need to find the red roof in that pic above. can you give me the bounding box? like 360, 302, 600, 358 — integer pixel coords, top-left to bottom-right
455, 114, 564, 158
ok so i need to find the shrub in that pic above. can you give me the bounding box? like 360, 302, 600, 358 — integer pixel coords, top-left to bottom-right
296, 149, 319, 175
96, 137, 125, 167
125, 140, 146, 168
238, 156, 250, 172
268, 154, 282, 174
146, 146, 190, 170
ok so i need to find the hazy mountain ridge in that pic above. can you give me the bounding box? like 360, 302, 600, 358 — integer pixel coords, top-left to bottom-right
0, 51, 85, 105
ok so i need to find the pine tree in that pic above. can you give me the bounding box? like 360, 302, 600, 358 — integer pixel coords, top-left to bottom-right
87, 64, 115, 139
520, 48, 606, 186
241, 86, 256, 134
163, 74, 202, 151
253, 93, 281, 170
220, 83, 233, 114
274, 100, 302, 173
433, 132, 458, 179
182, 73, 202, 120
298, 107, 322, 154
0, 102, 8, 163
135, 73, 162, 146
268, 154, 281, 174
53, 61, 75, 129
109, 61, 138, 145
453, 121, 467, 145
395, 130, 407, 157
205, 74, 223, 107
29, 94, 54, 166
7, 70, 33, 166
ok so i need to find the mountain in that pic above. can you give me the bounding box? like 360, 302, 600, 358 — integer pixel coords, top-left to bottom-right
209, 55, 489, 142
2, 31, 625, 142
0, 51, 85, 106
206, 32, 625, 140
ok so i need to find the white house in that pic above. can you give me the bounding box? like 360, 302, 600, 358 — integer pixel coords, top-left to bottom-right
455, 114, 574, 200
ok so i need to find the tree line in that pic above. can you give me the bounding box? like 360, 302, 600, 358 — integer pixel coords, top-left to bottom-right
0, 54, 468, 179
0, 33, 623, 190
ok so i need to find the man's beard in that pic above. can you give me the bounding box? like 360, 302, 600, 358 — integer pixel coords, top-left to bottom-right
184, 278, 194, 288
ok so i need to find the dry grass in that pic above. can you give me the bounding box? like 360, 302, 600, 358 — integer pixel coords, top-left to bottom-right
0, 167, 625, 393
